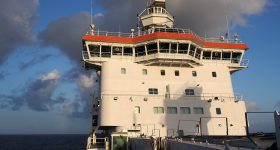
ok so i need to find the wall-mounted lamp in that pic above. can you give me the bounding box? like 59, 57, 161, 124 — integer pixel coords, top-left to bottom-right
114, 97, 118, 101
207, 99, 212, 103
144, 97, 148, 101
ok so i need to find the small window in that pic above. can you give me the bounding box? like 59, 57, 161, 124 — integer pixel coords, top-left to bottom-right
193, 107, 204, 114
167, 107, 178, 114
134, 106, 140, 114
175, 70, 180, 76
216, 108, 221, 115
160, 70, 166, 76
212, 72, 217, 78
185, 89, 195, 96
154, 107, 164, 114
192, 71, 197, 77
121, 68, 126, 74
142, 69, 148, 75
112, 47, 122, 56
148, 88, 158, 95
180, 107, 191, 114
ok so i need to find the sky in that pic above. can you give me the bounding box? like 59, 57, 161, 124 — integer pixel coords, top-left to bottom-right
0, 0, 279, 134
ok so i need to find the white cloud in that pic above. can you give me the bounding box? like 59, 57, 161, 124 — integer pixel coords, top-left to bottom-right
78, 72, 96, 89
246, 101, 261, 111
41, 69, 60, 81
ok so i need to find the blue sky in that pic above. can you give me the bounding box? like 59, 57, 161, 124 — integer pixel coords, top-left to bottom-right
0, 0, 279, 134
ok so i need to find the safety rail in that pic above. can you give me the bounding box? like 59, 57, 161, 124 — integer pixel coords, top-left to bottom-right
88, 137, 108, 149
101, 92, 244, 102
86, 27, 244, 44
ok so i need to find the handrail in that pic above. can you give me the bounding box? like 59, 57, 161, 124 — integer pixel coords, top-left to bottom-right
86, 27, 244, 44
101, 92, 244, 101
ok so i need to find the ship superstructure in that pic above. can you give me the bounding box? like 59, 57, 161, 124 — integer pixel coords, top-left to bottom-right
82, 0, 249, 149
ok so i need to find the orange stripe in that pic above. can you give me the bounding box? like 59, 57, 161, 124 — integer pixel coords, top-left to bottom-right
83, 32, 248, 50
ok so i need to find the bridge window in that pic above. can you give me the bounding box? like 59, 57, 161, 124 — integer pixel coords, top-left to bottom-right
185, 89, 195, 96
112, 47, 122, 56
222, 52, 231, 60
101, 46, 111, 57
216, 108, 222, 115
178, 43, 189, 54
123, 47, 133, 56
175, 70, 180, 76
159, 42, 169, 53
154, 107, 164, 114
195, 48, 202, 59
149, 88, 158, 95
135, 46, 146, 57
189, 45, 196, 57
167, 107, 178, 114
212, 51, 221, 60
147, 43, 158, 55
232, 52, 242, 63
193, 107, 204, 114
203, 51, 211, 59
180, 107, 191, 114
88, 45, 100, 57
170, 43, 177, 53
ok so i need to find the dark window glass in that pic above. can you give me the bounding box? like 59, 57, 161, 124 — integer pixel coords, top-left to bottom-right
123, 47, 133, 56
101, 46, 111, 57
175, 70, 180, 76
147, 43, 158, 55
194, 107, 204, 114
135, 46, 146, 57
189, 45, 196, 56
222, 52, 231, 60
89, 45, 100, 57
159, 43, 170, 53
170, 43, 177, 53
161, 70, 166, 76
195, 48, 202, 59
185, 89, 195, 96
149, 88, 158, 95
112, 47, 122, 56
212, 51, 221, 60
212, 72, 217, 78
178, 44, 189, 54
192, 71, 197, 77
216, 108, 222, 115
203, 51, 211, 59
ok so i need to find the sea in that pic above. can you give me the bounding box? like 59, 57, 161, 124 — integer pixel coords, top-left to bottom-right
0, 135, 87, 150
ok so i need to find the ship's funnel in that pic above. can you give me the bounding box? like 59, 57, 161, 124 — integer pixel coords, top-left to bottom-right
139, 0, 174, 30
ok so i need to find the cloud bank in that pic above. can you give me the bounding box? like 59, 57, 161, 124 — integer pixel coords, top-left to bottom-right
0, 0, 38, 63
95, 0, 268, 36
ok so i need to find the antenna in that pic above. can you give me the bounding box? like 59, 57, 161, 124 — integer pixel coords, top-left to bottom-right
89, 0, 95, 34
90, 0, 93, 25
224, 0, 230, 42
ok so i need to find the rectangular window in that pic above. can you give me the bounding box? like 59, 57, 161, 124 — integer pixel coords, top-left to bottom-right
121, 68, 126, 74
185, 89, 195, 96
212, 72, 217, 77
101, 46, 111, 57
167, 107, 177, 114
148, 88, 158, 95
123, 47, 133, 56
193, 107, 204, 114
135, 46, 146, 57
180, 107, 191, 114
203, 51, 211, 59
192, 71, 197, 77
216, 108, 221, 115
112, 47, 122, 56
142, 69, 148, 75
134, 106, 140, 114
154, 107, 164, 114
175, 70, 180, 76
160, 70, 166, 76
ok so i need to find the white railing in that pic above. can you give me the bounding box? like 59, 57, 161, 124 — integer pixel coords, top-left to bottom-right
87, 27, 244, 44
101, 92, 244, 102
